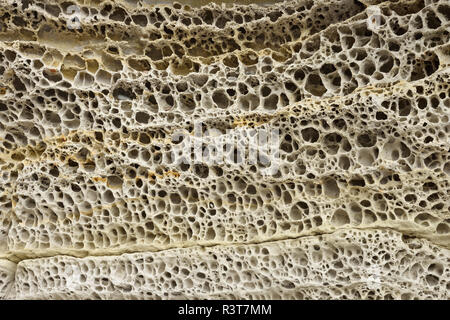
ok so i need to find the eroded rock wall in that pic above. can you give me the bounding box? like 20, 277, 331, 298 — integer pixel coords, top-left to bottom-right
0, 259, 16, 299
13, 230, 450, 300
0, 0, 449, 299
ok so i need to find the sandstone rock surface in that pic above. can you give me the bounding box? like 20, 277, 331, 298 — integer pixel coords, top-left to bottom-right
0, 0, 449, 299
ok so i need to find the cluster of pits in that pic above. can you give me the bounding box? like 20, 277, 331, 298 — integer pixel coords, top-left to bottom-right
12, 229, 450, 299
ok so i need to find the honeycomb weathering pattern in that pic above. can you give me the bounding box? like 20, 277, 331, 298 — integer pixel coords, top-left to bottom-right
11, 230, 450, 299
0, 0, 449, 299
0, 259, 15, 299
8, 230, 450, 299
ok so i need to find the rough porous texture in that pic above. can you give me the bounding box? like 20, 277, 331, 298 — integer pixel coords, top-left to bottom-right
12, 230, 450, 300
0, 0, 449, 299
